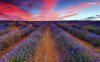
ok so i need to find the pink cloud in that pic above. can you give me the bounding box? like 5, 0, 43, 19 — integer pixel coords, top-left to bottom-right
0, 3, 33, 20
70, 3, 93, 13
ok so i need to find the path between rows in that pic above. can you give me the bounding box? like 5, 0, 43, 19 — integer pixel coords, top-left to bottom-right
34, 25, 60, 62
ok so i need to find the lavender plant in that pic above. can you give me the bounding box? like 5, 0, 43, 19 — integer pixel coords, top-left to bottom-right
0, 26, 34, 51
0, 23, 47, 62
56, 22, 100, 47
51, 23, 100, 62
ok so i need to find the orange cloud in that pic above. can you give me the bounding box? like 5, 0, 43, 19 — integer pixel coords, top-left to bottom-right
60, 13, 78, 19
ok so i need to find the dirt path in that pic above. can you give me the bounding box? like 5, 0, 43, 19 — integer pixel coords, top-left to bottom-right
34, 25, 60, 62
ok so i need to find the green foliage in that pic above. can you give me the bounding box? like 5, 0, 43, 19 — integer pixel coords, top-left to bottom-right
83, 26, 96, 31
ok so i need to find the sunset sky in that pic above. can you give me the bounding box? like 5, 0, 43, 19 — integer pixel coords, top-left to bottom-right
0, 0, 100, 21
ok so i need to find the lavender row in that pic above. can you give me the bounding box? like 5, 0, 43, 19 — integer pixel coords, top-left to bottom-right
0, 29, 9, 36
0, 24, 27, 36
55, 22, 100, 47
0, 27, 16, 36
51, 23, 100, 62
0, 23, 47, 62
64, 22, 100, 35
0, 26, 34, 51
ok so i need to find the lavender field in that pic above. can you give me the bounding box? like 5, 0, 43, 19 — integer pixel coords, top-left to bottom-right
0, 21, 100, 62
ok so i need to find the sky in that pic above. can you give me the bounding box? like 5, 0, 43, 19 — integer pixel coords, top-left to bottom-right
0, 0, 100, 21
